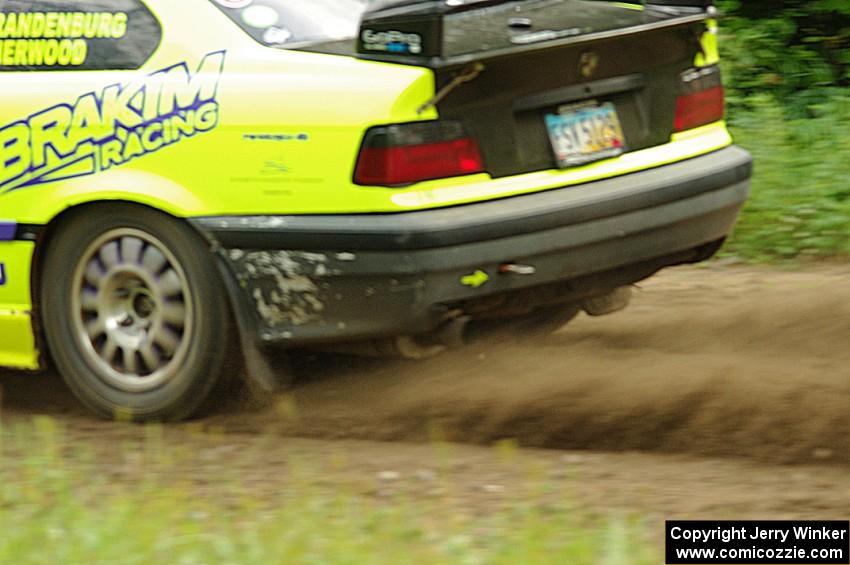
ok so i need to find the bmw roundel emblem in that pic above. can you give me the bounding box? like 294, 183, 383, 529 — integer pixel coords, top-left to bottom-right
579, 51, 600, 79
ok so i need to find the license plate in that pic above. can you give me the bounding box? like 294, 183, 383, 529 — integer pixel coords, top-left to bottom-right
545, 102, 626, 168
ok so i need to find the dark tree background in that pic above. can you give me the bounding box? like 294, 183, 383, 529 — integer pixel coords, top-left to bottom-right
719, 0, 849, 118
711, 1, 850, 259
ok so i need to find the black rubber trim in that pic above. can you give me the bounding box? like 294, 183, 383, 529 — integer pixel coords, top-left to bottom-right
13, 224, 44, 242
513, 74, 646, 112
191, 145, 751, 252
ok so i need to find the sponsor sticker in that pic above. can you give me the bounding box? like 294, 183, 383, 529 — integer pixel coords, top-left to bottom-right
361, 29, 423, 55
214, 0, 253, 8
461, 270, 489, 288
240, 5, 278, 29
243, 133, 309, 142
263, 26, 291, 45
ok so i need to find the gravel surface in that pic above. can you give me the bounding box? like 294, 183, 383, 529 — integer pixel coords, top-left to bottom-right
3, 263, 850, 519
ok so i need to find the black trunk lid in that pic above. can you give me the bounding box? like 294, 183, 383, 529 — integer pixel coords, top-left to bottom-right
355, 0, 713, 178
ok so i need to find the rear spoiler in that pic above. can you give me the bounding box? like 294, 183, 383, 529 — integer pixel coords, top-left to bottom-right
357, 0, 714, 69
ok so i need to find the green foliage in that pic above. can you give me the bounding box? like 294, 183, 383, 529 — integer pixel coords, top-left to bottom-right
717, 1, 850, 259
719, 0, 849, 117
724, 93, 850, 259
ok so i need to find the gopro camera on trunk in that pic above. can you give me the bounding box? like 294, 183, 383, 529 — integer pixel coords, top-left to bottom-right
357, 0, 716, 67
357, 0, 509, 59
357, 0, 446, 59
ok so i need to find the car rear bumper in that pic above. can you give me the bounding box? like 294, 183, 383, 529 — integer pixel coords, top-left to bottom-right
192, 145, 752, 346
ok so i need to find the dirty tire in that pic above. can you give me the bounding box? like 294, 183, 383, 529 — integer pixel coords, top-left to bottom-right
40, 204, 228, 422
466, 303, 581, 343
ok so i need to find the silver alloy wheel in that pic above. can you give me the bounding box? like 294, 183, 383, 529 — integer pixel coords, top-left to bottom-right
70, 228, 194, 393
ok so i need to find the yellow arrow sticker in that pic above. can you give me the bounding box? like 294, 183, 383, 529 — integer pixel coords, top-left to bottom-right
461, 270, 489, 288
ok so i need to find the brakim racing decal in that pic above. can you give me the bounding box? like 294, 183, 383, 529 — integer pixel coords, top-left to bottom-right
0, 11, 127, 68
0, 51, 226, 193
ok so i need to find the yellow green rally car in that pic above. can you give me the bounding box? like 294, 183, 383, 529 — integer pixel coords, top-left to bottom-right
0, 0, 752, 420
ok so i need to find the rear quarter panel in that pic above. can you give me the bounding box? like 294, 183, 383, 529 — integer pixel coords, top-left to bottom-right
0, 0, 438, 223
0, 0, 434, 368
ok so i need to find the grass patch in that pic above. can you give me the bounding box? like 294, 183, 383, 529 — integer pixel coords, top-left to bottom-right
724, 93, 850, 261
0, 418, 658, 564
718, 5, 850, 261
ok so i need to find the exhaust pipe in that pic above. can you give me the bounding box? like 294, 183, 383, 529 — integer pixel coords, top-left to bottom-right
582, 286, 632, 317
318, 315, 470, 360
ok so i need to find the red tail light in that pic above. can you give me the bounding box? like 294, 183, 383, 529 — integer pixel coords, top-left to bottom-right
354, 121, 485, 186
673, 66, 725, 133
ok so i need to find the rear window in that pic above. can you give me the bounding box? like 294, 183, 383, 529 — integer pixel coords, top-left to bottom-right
211, 0, 376, 47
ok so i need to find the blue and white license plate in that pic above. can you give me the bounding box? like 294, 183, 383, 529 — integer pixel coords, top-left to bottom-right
545, 102, 626, 168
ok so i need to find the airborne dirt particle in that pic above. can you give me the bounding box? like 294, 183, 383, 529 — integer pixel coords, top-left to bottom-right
5, 265, 850, 521
5, 265, 850, 471
204, 265, 850, 466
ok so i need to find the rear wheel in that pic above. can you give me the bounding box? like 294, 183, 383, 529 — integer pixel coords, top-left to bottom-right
40, 204, 228, 422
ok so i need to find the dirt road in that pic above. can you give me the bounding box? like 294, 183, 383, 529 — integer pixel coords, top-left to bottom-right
2, 263, 850, 520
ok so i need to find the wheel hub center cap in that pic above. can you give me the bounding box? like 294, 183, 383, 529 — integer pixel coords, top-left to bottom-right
131, 290, 156, 319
